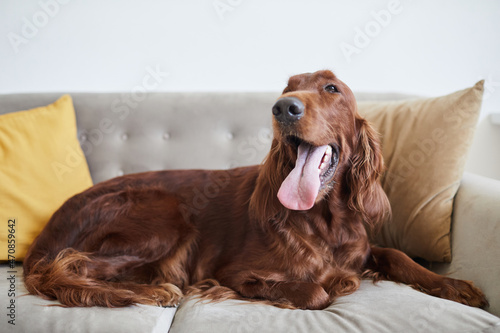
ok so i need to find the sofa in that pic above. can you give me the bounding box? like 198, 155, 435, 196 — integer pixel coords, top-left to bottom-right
0, 89, 499, 333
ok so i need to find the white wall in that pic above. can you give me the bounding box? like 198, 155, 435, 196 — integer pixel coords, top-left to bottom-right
1, 0, 499, 179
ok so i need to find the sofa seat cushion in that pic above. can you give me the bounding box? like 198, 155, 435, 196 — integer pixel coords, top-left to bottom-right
170, 280, 500, 333
4, 266, 498, 332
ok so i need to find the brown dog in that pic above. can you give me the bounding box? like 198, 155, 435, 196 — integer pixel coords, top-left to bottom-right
23, 70, 487, 310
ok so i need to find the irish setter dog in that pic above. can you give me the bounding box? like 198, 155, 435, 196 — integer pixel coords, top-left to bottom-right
24, 70, 487, 310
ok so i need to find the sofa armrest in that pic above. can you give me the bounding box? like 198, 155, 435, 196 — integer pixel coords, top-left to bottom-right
429, 172, 500, 316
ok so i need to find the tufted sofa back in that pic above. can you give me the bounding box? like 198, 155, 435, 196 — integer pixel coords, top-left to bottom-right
0, 92, 414, 184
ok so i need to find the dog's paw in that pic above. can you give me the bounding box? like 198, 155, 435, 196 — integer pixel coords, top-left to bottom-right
280, 282, 331, 310
436, 278, 488, 308
145, 283, 183, 307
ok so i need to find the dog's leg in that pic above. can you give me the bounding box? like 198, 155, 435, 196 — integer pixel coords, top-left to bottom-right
24, 189, 197, 307
366, 247, 488, 308
218, 270, 331, 310
23, 249, 184, 307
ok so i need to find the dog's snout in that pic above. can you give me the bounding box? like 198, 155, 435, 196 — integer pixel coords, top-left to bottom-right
272, 97, 305, 124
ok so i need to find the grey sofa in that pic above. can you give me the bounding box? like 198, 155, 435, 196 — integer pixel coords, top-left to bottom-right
0, 92, 499, 332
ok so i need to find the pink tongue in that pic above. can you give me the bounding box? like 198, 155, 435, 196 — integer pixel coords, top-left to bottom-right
277, 143, 329, 210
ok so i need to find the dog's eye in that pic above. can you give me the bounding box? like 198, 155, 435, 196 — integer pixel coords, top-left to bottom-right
324, 84, 339, 93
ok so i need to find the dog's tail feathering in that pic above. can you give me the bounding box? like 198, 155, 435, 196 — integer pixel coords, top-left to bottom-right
23, 248, 183, 307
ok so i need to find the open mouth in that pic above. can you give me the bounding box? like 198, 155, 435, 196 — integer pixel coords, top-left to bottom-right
286, 136, 339, 187
278, 135, 339, 210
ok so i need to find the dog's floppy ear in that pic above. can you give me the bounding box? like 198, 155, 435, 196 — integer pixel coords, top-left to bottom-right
346, 117, 391, 233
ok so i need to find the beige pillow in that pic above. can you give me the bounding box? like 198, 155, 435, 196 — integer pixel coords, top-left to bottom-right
358, 81, 484, 262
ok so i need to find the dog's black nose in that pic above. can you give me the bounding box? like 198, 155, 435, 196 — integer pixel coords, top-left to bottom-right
272, 97, 305, 124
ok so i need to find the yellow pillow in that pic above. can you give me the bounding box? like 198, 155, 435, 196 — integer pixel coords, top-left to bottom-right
358, 81, 484, 262
0, 95, 93, 261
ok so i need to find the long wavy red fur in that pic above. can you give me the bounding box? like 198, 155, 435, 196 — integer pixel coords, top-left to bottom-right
23, 70, 487, 309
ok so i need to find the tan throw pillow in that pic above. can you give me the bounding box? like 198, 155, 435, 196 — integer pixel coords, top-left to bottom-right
357, 81, 484, 262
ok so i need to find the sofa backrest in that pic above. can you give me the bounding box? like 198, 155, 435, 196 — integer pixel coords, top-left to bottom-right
0, 92, 415, 184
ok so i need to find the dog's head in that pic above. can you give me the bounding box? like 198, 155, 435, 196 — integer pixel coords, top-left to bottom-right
270, 70, 389, 228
